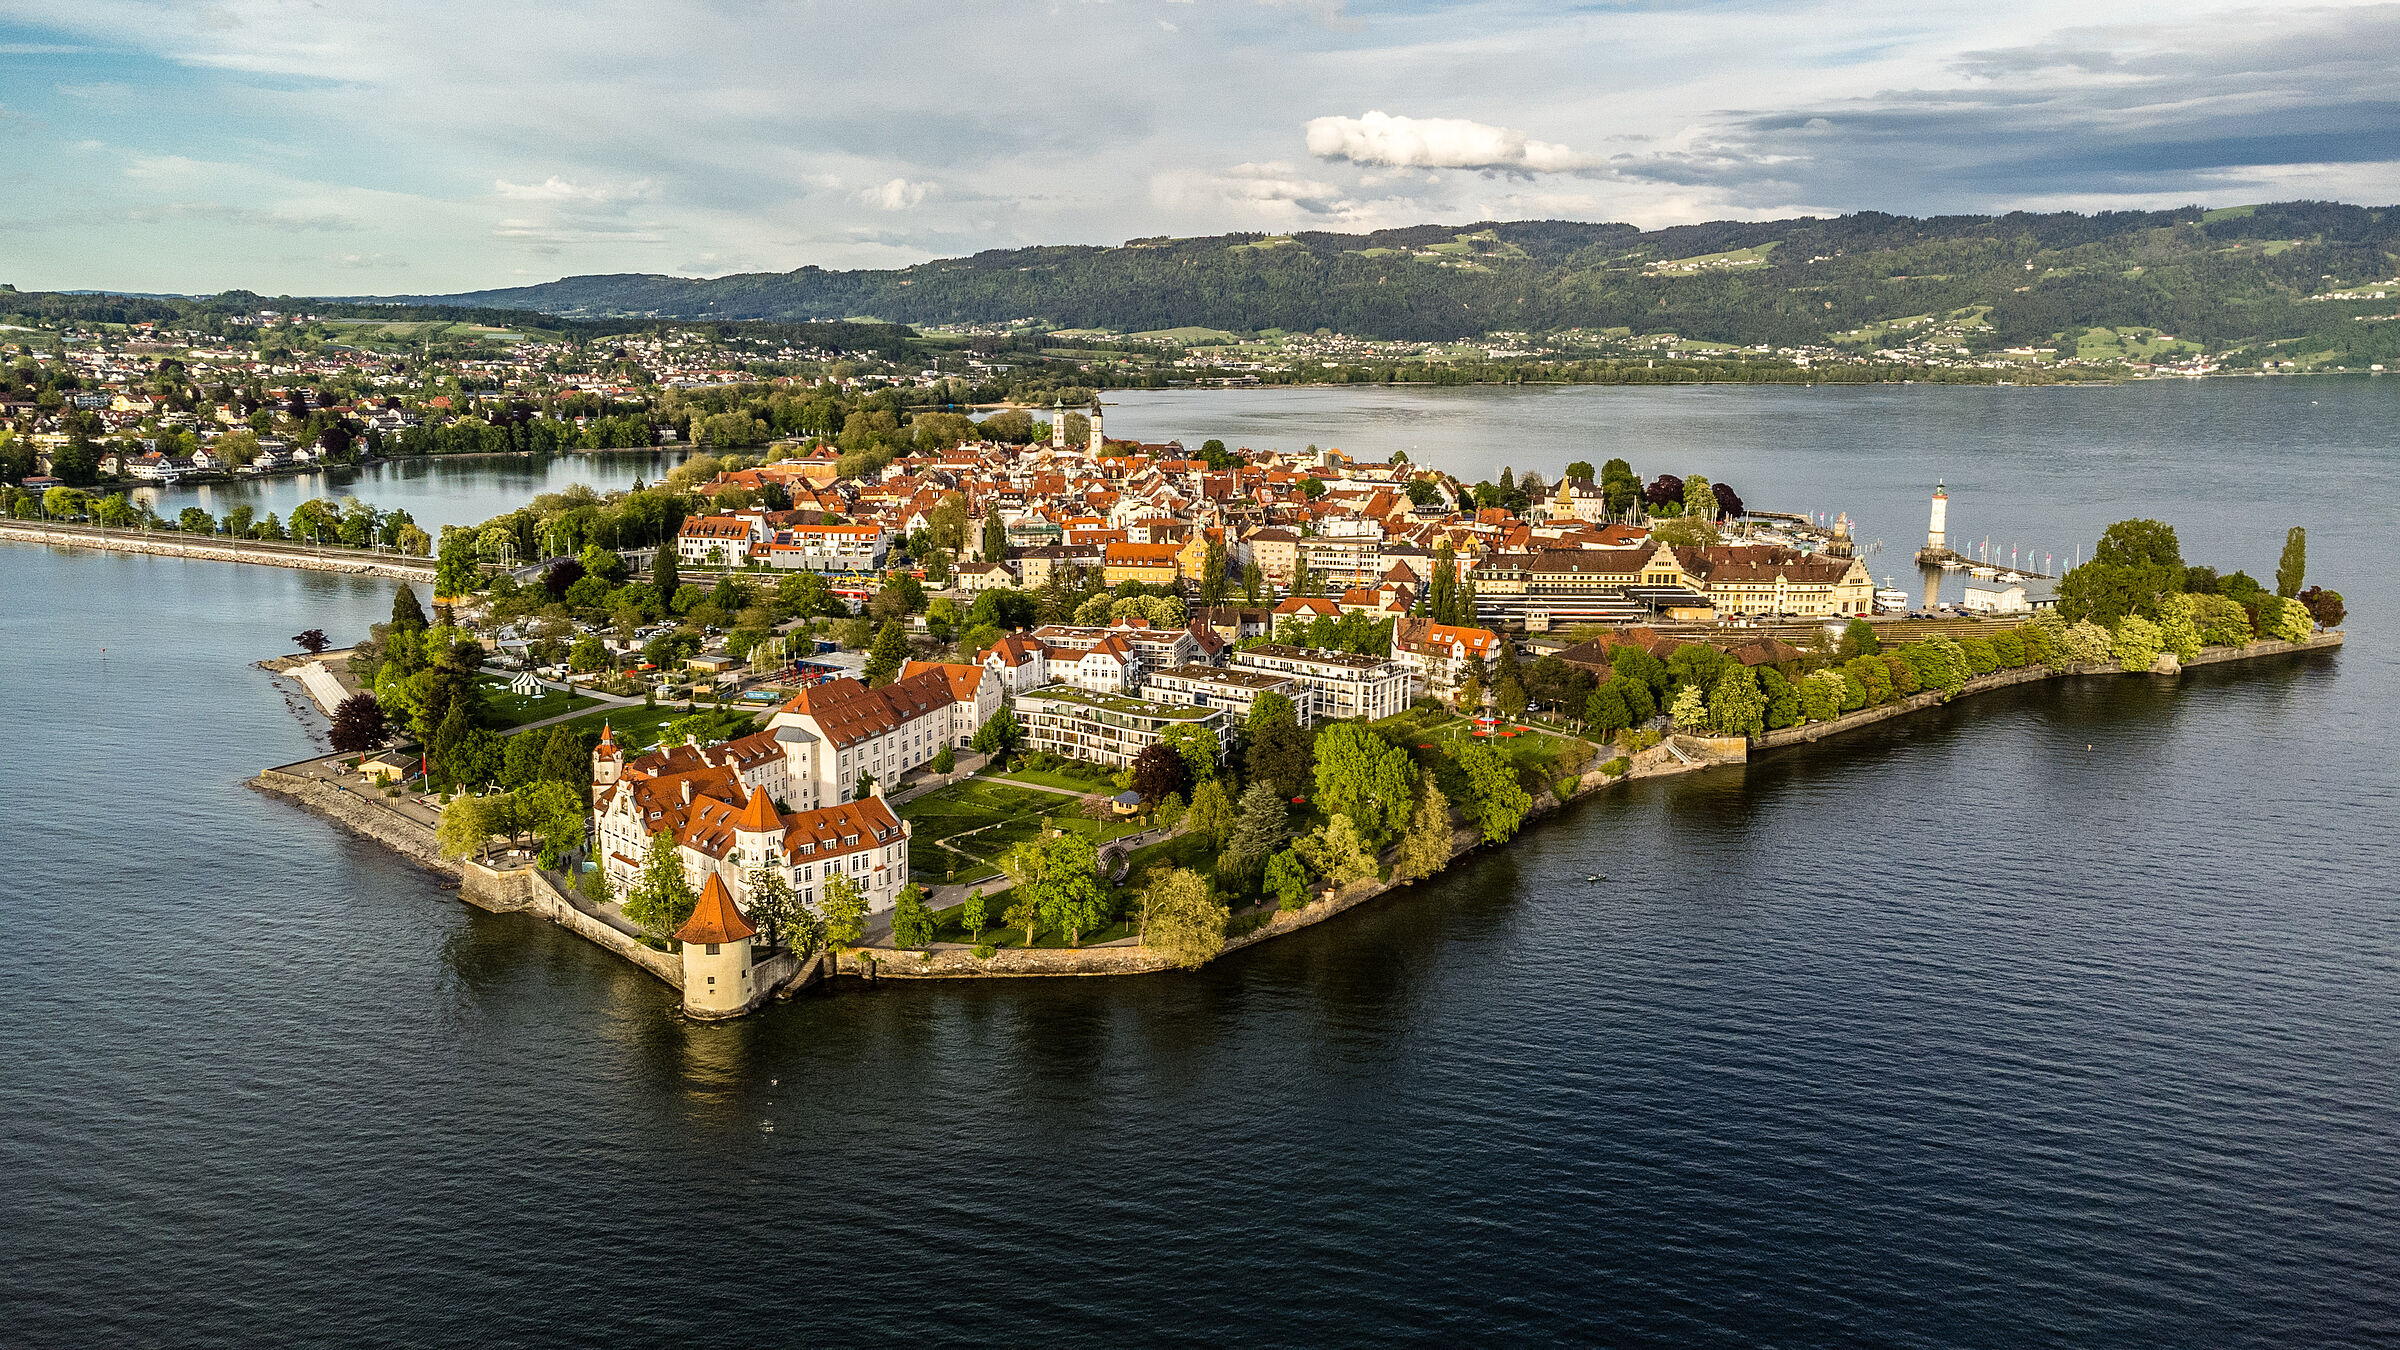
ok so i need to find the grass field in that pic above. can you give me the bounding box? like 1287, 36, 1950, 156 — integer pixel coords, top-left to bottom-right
997, 765, 1117, 794
901, 776, 1142, 884
477, 676, 599, 730
1648, 241, 1778, 274
1372, 707, 1596, 795
321, 319, 531, 343
553, 703, 756, 753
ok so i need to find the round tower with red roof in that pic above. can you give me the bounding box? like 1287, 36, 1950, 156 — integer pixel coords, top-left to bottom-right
677, 872, 758, 1019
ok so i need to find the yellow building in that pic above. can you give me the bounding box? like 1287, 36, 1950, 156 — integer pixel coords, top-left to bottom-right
1102, 541, 1183, 588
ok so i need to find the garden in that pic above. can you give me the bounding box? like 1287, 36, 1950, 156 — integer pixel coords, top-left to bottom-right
899, 775, 1145, 886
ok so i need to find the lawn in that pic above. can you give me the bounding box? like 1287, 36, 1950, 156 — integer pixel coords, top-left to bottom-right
997, 764, 1118, 794
554, 702, 756, 754
901, 776, 1144, 885
1373, 707, 1597, 793
478, 676, 600, 730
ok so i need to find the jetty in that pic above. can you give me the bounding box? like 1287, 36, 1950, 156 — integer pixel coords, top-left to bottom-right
0, 519, 438, 583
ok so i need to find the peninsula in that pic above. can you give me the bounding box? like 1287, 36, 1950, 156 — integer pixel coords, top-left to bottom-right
223, 423, 2345, 1020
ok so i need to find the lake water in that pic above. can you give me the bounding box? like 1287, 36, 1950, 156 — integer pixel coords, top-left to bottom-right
132, 447, 696, 533
4, 380, 2394, 1347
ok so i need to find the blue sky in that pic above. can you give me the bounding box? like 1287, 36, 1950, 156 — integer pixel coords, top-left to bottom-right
2, 0, 2396, 295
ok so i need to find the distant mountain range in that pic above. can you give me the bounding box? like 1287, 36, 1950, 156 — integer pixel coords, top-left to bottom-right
376, 202, 2400, 359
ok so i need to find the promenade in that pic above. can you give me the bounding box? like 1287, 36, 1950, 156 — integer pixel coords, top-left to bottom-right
0, 519, 439, 582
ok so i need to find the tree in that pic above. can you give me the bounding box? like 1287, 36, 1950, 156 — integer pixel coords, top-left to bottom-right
1565, 459, 1595, 485
1312, 723, 1416, 846
1682, 473, 1716, 520
391, 584, 428, 634
981, 513, 1007, 561
961, 889, 988, 942
2276, 526, 2307, 598
623, 830, 699, 938
1583, 683, 1631, 738
1220, 781, 1290, 892
435, 793, 499, 860
819, 871, 868, 948
1837, 619, 1880, 659
328, 693, 389, 753
1242, 559, 1264, 604
1142, 868, 1227, 969
1003, 832, 1110, 947
1495, 672, 1527, 721
1668, 684, 1709, 730
890, 884, 936, 949
2111, 614, 2165, 672
932, 743, 955, 776
514, 779, 586, 868
1160, 722, 1220, 784
2263, 594, 2315, 643
434, 525, 481, 599
293, 628, 331, 655
1708, 668, 1767, 738
863, 619, 909, 686
1187, 777, 1237, 848
1393, 779, 1453, 883
2056, 518, 2184, 626
971, 706, 1024, 762
1600, 458, 1640, 515
1003, 895, 1044, 947
1456, 742, 1532, 844
1264, 849, 1313, 910
2298, 586, 2345, 629
744, 867, 798, 954
1132, 743, 1188, 804
1294, 814, 1377, 886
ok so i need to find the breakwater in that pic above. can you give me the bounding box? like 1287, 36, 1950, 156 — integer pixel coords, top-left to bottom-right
1, 519, 437, 582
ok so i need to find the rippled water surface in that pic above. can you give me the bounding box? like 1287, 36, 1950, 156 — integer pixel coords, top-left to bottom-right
4, 380, 2395, 1347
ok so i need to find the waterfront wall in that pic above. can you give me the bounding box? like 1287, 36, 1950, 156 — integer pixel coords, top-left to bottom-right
253, 767, 455, 874
1, 520, 437, 582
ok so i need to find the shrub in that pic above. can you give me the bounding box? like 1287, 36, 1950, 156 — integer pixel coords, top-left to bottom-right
1988, 631, 2027, 668
1957, 637, 1998, 677
2112, 614, 2164, 671
2062, 620, 2114, 664
2264, 594, 2315, 643
2189, 592, 2254, 647
2021, 612, 2064, 665
973, 944, 996, 960
1601, 756, 1630, 776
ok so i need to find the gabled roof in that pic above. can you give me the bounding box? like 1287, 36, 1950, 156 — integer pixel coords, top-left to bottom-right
677, 873, 758, 944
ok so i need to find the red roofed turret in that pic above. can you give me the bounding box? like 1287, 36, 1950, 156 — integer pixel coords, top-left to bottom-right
676, 872, 757, 945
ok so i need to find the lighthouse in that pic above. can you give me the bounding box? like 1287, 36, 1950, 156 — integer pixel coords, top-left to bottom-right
1927, 482, 1949, 551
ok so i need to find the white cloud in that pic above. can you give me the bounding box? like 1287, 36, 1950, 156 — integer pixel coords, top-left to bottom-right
1305, 110, 1602, 174
493, 176, 657, 206
858, 177, 934, 210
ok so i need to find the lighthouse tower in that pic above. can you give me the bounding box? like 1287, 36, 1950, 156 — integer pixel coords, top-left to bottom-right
1927, 482, 1949, 551
677, 872, 758, 1020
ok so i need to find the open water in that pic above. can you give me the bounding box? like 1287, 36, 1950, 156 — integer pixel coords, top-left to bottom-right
3, 379, 2395, 1347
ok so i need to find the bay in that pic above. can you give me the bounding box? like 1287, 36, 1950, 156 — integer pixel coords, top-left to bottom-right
3, 380, 2394, 1348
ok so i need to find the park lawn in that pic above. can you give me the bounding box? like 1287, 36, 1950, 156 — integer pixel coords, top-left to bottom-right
997, 765, 1118, 795
1375, 707, 1596, 793
477, 676, 600, 729
554, 702, 756, 753
924, 900, 1137, 949
901, 776, 1143, 885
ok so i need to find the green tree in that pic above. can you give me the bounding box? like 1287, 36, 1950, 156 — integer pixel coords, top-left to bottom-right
1002, 895, 1044, 947
1294, 814, 1377, 886
819, 871, 868, 948
1583, 683, 1631, 738
1837, 618, 1880, 658
435, 793, 500, 860
391, 584, 428, 634
623, 830, 699, 939
1141, 868, 1227, 969
932, 743, 955, 776
2055, 518, 2184, 626
1456, 741, 1532, 844
2111, 614, 2165, 671
1220, 781, 1290, 892
863, 619, 909, 686
960, 888, 987, 942
1668, 684, 1709, 731
2276, 526, 2307, 598
1682, 473, 1716, 520
434, 526, 481, 599
1160, 722, 1220, 784
1311, 723, 1417, 846
1003, 832, 1110, 947
982, 513, 1007, 561
513, 779, 586, 868
1187, 777, 1237, 848
1708, 668, 1768, 737
890, 883, 936, 949
1393, 779, 1453, 883
744, 867, 799, 954
1264, 849, 1313, 911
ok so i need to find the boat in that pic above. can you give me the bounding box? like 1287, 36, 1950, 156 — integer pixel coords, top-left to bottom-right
1876, 587, 1910, 611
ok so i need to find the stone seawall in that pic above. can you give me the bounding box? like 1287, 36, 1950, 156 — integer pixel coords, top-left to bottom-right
252, 768, 456, 875
459, 861, 684, 988
2, 520, 437, 582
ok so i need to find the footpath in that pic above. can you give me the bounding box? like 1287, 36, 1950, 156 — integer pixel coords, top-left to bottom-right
2, 519, 438, 582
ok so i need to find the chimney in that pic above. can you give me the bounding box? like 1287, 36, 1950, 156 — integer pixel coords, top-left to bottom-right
680, 780, 693, 805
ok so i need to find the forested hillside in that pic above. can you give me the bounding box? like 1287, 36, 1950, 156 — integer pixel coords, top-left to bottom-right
391, 203, 2400, 362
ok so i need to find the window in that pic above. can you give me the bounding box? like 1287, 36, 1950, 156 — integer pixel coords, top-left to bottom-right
706, 942, 720, 955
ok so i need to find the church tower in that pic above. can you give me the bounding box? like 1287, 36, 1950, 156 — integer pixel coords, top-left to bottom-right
1088, 399, 1104, 455
592, 722, 622, 788
677, 872, 758, 1020
1050, 397, 1066, 450
1927, 482, 1949, 551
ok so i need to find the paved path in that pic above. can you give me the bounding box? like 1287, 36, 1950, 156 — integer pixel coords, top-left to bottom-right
292, 661, 351, 717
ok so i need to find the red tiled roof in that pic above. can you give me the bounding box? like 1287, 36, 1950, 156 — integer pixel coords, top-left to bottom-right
677, 873, 758, 944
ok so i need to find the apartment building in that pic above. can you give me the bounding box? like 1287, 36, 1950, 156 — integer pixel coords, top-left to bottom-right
1229, 644, 1412, 723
